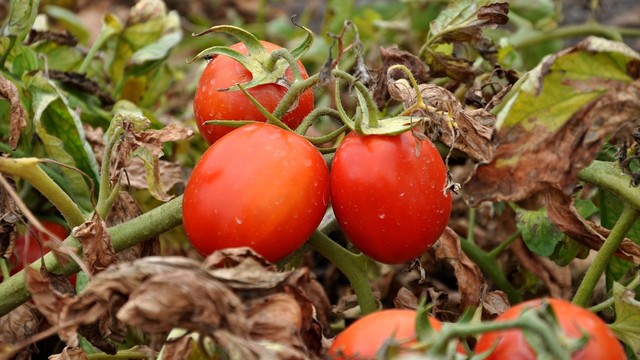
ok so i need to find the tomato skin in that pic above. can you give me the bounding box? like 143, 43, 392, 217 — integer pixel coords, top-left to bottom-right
182, 122, 330, 262
475, 298, 626, 360
330, 131, 452, 264
328, 309, 442, 360
193, 40, 314, 145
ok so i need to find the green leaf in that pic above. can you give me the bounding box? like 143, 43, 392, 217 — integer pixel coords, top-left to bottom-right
1, 0, 40, 42
516, 207, 564, 257
23, 71, 100, 210
610, 282, 640, 354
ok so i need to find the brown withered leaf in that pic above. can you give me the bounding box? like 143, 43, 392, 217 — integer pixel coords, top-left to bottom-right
247, 293, 304, 347
510, 238, 572, 300
48, 347, 89, 360
546, 188, 640, 264
131, 123, 194, 158
423, 50, 480, 83
435, 228, 485, 311
212, 330, 310, 360
123, 158, 185, 194
24, 266, 77, 346
204, 247, 274, 269
0, 303, 39, 359
0, 73, 27, 150
464, 61, 640, 206
393, 287, 419, 310
207, 253, 290, 290
48, 70, 114, 107
390, 81, 495, 162
71, 212, 118, 275
117, 269, 248, 336
480, 288, 509, 317
0, 176, 20, 259
26, 29, 77, 46
373, 45, 430, 108
283, 268, 332, 337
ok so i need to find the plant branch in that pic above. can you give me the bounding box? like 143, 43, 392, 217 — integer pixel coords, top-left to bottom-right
0, 158, 86, 228
0, 195, 184, 316
511, 22, 640, 50
572, 204, 640, 307
307, 230, 377, 315
577, 160, 640, 210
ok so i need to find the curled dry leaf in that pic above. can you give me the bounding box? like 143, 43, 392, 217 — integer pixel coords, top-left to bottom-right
203, 247, 274, 269
393, 287, 419, 310
48, 347, 88, 360
434, 227, 510, 313
0, 73, 27, 150
373, 45, 430, 108
71, 212, 118, 276
0, 176, 20, 259
464, 37, 640, 206
545, 188, 640, 264
24, 266, 78, 346
247, 293, 304, 347
389, 81, 495, 163
117, 269, 248, 336
0, 303, 39, 359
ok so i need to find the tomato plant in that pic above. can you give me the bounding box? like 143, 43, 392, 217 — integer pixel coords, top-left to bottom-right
193, 40, 315, 145
330, 131, 452, 264
328, 309, 443, 360
475, 298, 626, 360
182, 122, 330, 262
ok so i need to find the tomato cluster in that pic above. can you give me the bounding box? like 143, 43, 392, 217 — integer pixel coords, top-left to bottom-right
184, 41, 452, 264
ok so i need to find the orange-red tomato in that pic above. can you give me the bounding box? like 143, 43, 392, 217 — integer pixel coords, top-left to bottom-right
475, 298, 626, 360
193, 40, 314, 145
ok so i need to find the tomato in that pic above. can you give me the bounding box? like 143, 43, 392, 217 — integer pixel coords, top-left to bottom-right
330, 131, 451, 264
328, 309, 443, 360
6, 221, 76, 285
475, 298, 626, 360
182, 122, 330, 262
193, 40, 314, 145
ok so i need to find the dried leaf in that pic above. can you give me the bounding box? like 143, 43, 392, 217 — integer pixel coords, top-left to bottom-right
481, 289, 509, 317
0, 176, 20, 260
247, 293, 304, 346
464, 38, 640, 206
545, 188, 640, 264
123, 158, 184, 193
394, 287, 419, 310
24, 266, 77, 346
373, 45, 430, 108
391, 82, 495, 162
48, 347, 89, 360
0, 303, 39, 358
207, 253, 290, 290
117, 269, 248, 336
71, 213, 118, 275
48, 70, 114, 107
434, 227, 485, 311
0, 73, 27, 150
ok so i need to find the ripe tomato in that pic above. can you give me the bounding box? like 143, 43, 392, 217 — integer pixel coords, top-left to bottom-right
328, 309, 443, 360
475, 298, 626, 360
193, 40, 314, 145
182, 122, 330, 262
330, 131, 451, 264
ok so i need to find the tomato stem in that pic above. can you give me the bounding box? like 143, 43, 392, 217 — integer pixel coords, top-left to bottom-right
588, 271, 640, 313
572, 204, 640, 307
577, 160, 640, 210
0, 195, 184, 317
307, 230, 378, 315
0, 158, 86, 228
264, 48, 304, 82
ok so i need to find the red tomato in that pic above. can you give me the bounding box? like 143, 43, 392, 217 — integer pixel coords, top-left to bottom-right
475, 298, 626, 360
193, 40, 314, 145
330, 131, 451, 264
328, 309, 443, 360
182, 122, 330, 262
6, 221, 76, 285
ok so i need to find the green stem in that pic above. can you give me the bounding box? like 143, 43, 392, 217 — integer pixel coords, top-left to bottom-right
271, 73, 320, 120
588, 271, 640, 313
487, 230, 522, 259
511, 22, 640, 50
467, 207, 476, 243
0, 37, 17, 70
0, 258, 9, 281
0, 195, 184, 317
572, 205, 640, 307
87, 350, 150, 360
577, 160, 640, 210
0, 158, 86, 228
460, 236, 522, 304
307, 230, 377, 315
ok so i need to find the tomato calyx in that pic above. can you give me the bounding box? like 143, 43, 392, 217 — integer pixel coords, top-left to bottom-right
189, 24, 314, 92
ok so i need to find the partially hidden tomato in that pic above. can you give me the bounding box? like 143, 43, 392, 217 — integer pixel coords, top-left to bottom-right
5, 221, 76, 285
182, 122, 330, 262
328, 309, 444, 360
193, 40, 314, 145
330, 131, 452, 264
475, 298, 626, 360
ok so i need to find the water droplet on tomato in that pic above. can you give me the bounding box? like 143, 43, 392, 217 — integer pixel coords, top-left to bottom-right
379, 214, 385, 219
235, 217, 242, 224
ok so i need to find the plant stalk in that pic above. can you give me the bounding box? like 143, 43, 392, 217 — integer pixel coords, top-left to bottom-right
572, 204, 640, 307
307, 230, 377, 315
0, 195, 184, 317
